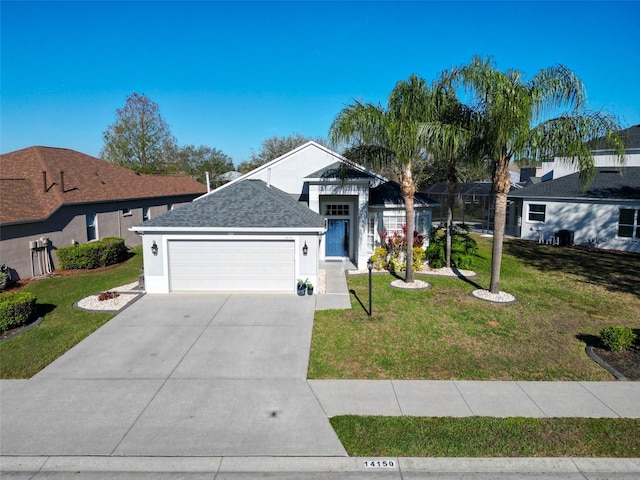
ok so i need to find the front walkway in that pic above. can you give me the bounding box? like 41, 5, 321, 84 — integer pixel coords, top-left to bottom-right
315, 259, 356, 310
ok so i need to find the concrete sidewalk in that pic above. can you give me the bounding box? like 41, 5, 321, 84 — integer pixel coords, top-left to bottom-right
309, 379, 640, 418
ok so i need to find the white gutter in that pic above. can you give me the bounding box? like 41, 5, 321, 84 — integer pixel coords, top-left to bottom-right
130, 226, 327, 234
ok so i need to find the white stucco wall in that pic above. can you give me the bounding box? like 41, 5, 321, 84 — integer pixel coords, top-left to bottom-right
519, 199, 640, 253
243, 143, 344, 194
540, 151, 640, 180
140, 232, 321, 294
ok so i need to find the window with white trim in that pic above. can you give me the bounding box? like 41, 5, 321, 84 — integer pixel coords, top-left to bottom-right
325, 204, 350, 216
618, 208, 639, 238
86, 213, 97, 241
528, 204, 546, 222
383, 213, 406, 235
367, 216, 375, 251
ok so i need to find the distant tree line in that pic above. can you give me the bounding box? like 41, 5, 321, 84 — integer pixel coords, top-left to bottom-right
100, 93, 330, 188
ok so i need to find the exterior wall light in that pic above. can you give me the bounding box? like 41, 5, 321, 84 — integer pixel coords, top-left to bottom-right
151, 241, 159, 256
302, 241, 308, 256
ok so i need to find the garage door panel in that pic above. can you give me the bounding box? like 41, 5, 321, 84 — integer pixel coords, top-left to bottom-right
169, 240, 295, 292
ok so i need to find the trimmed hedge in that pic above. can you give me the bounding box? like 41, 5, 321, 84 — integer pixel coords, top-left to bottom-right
56, 237, 127, 270
0, 291, 37, 333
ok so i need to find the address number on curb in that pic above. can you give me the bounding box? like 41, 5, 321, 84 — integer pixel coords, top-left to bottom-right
363, 460, 396, 468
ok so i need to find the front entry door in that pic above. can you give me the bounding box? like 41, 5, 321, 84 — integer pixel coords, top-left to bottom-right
326, 219, 349, 257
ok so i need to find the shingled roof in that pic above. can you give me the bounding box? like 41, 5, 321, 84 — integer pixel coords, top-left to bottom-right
370, 181, 439, 207
508, 167, 640, 201
134, 179, 326, 231
306, 161, 380, 181
0, 146, 207, 225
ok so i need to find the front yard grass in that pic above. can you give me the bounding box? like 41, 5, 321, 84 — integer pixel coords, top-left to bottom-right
308, 236, 640, 380
331, 416, 640, 457
0, 247, 142, 378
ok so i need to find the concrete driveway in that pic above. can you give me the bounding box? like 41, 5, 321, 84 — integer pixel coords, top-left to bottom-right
0, 294, 347, 457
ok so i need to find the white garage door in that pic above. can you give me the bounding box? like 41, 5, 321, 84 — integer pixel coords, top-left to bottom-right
169, 240, 295, 292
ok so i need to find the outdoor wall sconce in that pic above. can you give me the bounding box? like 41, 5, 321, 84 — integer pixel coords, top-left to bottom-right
151, 241, 159, 256
302, 241, 308, 256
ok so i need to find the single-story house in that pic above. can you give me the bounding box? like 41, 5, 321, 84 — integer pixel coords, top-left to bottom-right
132, 142, 438, 294
506, 125, 640, 251
507, 167, 640, 252
0, 146, 207, 280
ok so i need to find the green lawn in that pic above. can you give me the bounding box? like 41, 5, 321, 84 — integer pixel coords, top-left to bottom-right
331, 416, 640, 457
309, 236, 640, 380
0, 247, 143, 378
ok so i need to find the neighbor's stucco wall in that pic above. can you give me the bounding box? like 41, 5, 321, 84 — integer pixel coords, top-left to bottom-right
0, 196, 196, 280
518, 199, 640, 253
540, 151, 640, 180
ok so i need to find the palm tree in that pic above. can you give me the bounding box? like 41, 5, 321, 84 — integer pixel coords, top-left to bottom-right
419, 89, 482, 268
329, 74, 431, 283
442, 56, 625, 294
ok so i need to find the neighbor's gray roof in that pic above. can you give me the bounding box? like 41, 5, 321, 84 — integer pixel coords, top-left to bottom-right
592, 124, 640, 151
425, 182, 493, 196
306, 162, 378, 181
370, 181, 439, 207
135, 179, 326, 230
508, 167, 640, 201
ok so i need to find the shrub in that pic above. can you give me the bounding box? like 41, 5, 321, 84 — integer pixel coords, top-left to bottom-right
412, 247, 426, 271
0, 272, 8, 291
56, 237, 127, 270
0, 291, 37, 333
370, 247, 388, 270
374, 228, 426, 272
426, 224, 478, 269
600, 326, 637, 352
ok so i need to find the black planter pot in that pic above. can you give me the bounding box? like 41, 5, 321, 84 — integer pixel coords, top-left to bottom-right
307, 287, 314, 295
297, 286, 306, 296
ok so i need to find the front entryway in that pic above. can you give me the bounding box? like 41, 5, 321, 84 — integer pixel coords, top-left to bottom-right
325, 219, 349, 257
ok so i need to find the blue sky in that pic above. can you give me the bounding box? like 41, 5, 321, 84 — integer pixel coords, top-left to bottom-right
2, 1, 639, 166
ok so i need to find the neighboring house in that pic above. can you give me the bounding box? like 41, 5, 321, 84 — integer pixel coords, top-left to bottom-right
132, 142, 438, 294
506, 125, 640, 252
425, 182, 493, 227
508, 167, 640, 252
0, 146, 207, 280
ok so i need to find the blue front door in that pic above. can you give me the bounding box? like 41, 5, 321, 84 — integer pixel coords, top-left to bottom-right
326, 219, 349, 257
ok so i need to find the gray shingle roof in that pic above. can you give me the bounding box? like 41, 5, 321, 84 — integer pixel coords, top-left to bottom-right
592, 124, 640, 151
370, 181, 438, 207
306, 162, 378, 180
136, 179, 326, 230
508, 167, 640, 200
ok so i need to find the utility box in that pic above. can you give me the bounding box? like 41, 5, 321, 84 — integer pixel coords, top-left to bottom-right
555, 230, 574, 247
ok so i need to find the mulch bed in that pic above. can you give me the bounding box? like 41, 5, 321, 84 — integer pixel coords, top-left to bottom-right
592, 345, 640, 381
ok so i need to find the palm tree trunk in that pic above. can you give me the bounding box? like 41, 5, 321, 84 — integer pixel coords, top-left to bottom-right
489, 155, 511, 294
402, 162, 416, 283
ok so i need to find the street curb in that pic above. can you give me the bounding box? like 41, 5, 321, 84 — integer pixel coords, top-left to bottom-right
2, 456, 640, 474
